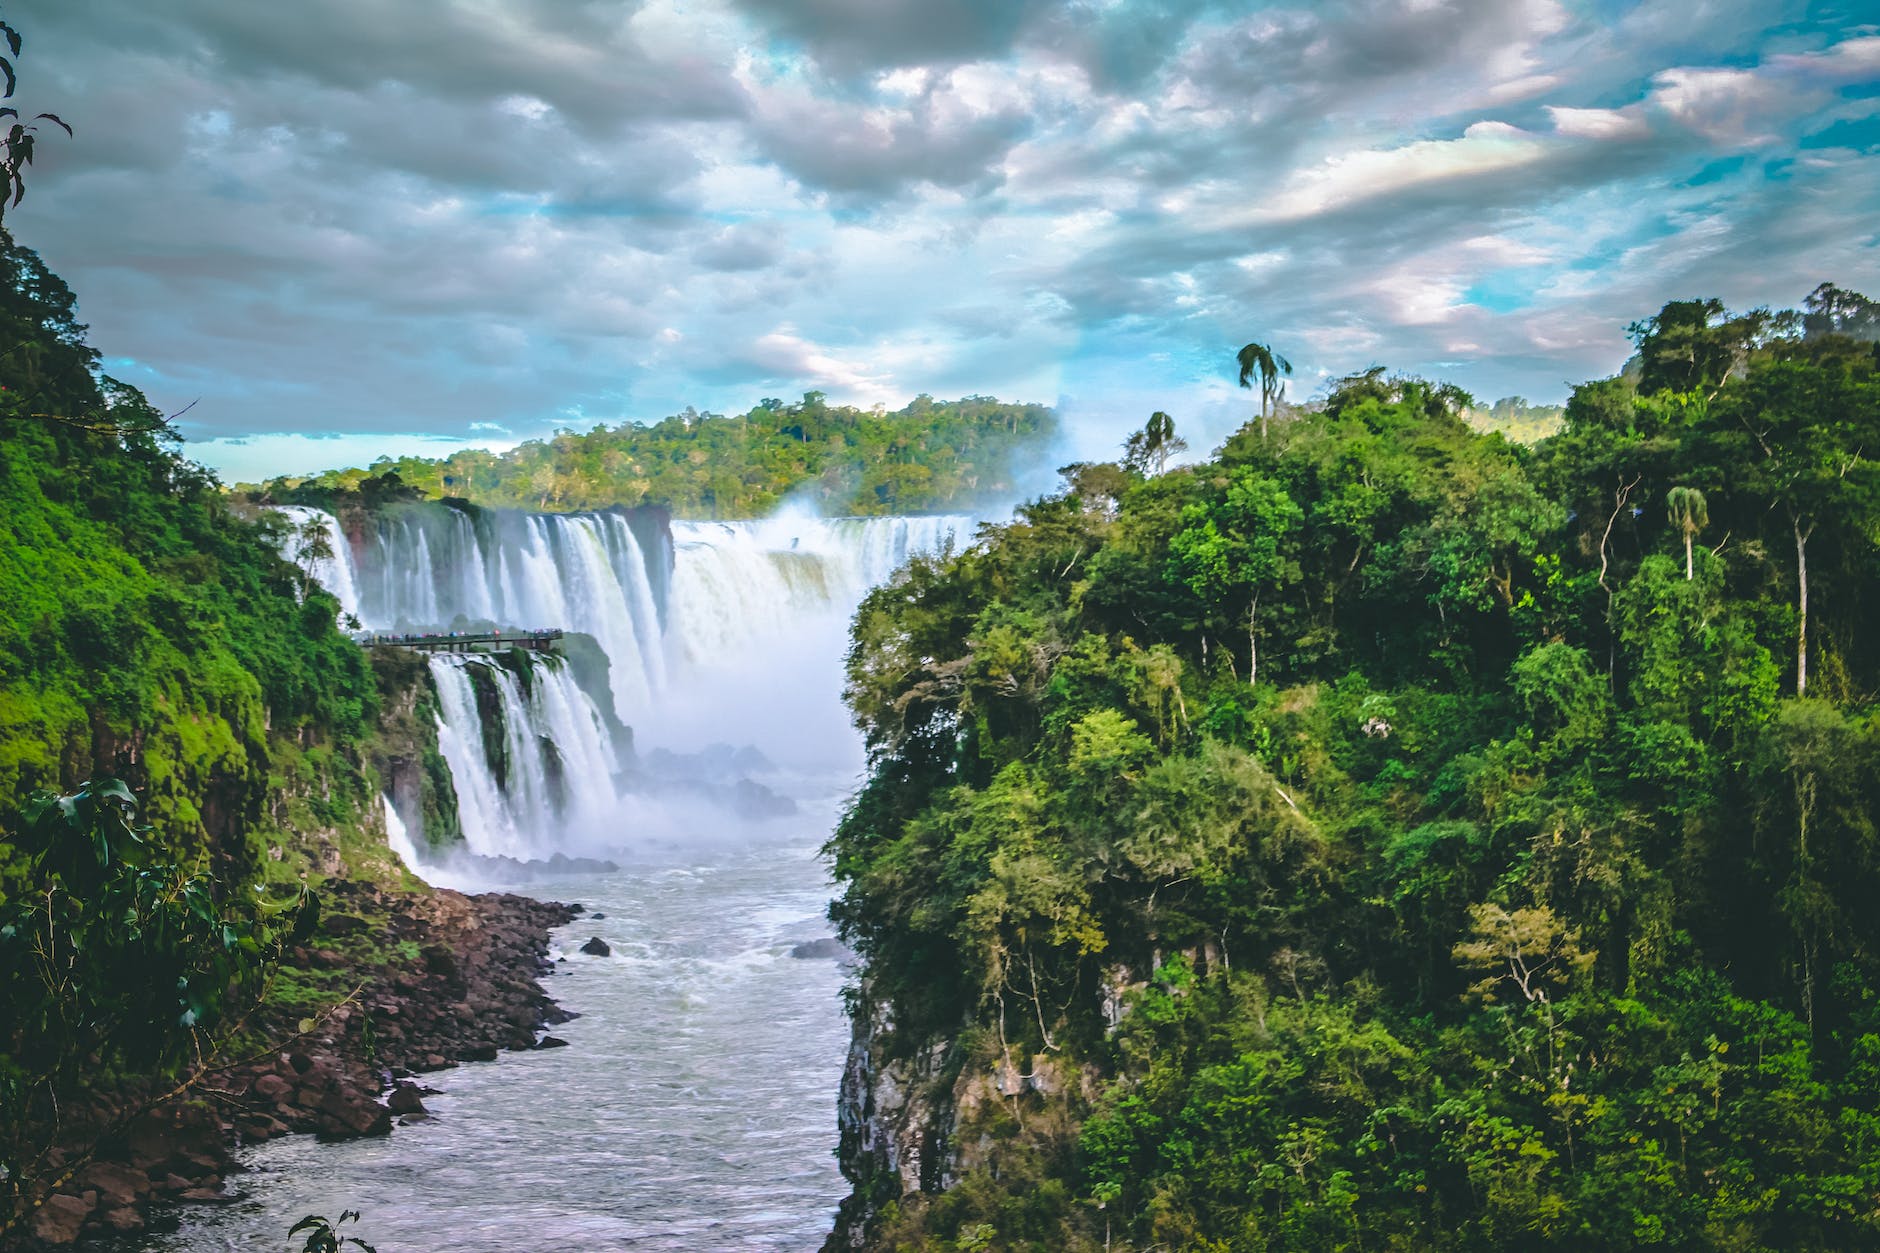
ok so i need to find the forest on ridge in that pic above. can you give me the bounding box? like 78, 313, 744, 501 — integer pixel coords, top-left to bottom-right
245, 393, 1057, 520
827, 285, 1880, 1251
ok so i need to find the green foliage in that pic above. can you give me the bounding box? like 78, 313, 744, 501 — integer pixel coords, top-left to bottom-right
831, 290, 1880, 1249
0, 226, 384, 881
243, 392, 1055, 519
290, 1211, 378, 1253
0, 7, 71, 223
1, 781, 310, 1233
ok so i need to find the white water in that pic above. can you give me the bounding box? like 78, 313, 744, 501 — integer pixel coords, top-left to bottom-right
382, 794, 421, 871
273, 505, 362, 615
272, 502, 962, 741
150, 811, 854, 1251
426, 653, 628, 860
186, 502, 973, 1248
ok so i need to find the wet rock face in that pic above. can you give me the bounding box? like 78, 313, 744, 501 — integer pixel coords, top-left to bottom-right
579, 936, 612, 956
11, 883, 578, 1251
823, 987, 963, 1253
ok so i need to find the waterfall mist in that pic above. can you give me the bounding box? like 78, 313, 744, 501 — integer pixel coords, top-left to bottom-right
281, 500, 967, 871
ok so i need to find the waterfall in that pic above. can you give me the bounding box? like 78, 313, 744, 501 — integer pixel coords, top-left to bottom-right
273, 505, 364, 620
268, 502, 669, 720
382, 793, 422, 871
275, 500, 968, 860
668, 511, 966, 666
428, 652, 625, 860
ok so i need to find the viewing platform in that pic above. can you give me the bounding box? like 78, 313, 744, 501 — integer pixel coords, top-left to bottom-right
359, 629, 565, 655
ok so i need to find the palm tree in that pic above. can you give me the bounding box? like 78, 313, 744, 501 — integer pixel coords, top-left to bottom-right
1125, 411, 1187, 475
1236, 342, 1292, 440
1665, 486, 1708, 580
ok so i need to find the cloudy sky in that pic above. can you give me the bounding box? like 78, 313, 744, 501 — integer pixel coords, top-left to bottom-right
14, 0, 1880, 478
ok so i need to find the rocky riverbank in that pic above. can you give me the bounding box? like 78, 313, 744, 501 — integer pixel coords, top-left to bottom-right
12, 880, 578, 1249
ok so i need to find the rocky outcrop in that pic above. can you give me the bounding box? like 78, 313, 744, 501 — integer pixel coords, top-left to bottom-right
825, 990, 963, 1253
7, 881, 578, 1250
824, 971, 1130, 1251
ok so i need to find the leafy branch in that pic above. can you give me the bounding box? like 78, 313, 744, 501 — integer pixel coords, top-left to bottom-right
0, 12, 71, 220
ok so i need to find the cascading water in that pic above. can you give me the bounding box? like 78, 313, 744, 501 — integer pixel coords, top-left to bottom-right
272, 505, 362, 616
427, 652, 628, 860
273, 502, 670, 719
270, 499, 967, 856
175, 500, 974, 1250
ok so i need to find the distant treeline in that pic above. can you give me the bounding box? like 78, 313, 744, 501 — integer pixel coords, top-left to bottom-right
1467, 394, 1565, 442
243, 393, 1056, 518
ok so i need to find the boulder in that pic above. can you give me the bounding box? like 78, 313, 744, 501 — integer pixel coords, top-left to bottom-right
314, 1092, 392, 1141
386, 1082, 428, 1116
29, 1194, 93, 1245
75, 1161, 147, 1210
252, 1072, 293, 1103
579, 936, 611, 956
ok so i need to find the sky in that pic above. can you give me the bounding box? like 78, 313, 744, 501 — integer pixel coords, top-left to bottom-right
12, 0, 1880, 479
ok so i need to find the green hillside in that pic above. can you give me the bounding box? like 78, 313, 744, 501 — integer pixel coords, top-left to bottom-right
830, 290, 1880, 1250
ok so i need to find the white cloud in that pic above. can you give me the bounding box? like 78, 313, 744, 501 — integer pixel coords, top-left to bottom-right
1547, 105, 1651, 141
12, 0, 1874, 457
1252, 122, 1550, 223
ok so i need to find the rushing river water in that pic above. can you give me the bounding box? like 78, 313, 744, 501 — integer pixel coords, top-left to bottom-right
149, 794, 853, 1252
169, 505, 972, 1251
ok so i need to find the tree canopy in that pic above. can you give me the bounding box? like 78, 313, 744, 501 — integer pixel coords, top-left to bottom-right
830, 289, 1880, 1251
247, 393, 1056, 519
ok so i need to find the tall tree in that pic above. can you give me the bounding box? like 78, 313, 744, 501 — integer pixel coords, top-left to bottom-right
1665, 486, 1708, 580
1123, 410, 1186, 476
1236, 341, 1292, 440
1714, 357, 1880, 697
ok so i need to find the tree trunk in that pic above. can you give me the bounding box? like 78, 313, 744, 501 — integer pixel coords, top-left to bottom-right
1794, 517, 1813, 697
1248, 593, 1259, 687
1684, 531, 1693, 581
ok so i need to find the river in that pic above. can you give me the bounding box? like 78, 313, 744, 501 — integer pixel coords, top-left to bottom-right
146, 505, 969, 1251
149, 791, 852, 1251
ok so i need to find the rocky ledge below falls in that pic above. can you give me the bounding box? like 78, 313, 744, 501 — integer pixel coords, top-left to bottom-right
11, 880, 579, 1250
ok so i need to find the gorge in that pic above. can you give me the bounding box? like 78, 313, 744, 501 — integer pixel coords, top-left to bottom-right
145, 500, 969, 1249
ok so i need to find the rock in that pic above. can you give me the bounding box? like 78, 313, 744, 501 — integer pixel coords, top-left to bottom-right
30, 1193, 93, 1245
790, 937, 851, 961
579, 936, 611, 957
421, 944, 461, 980
387, 1082, 428, 1116
536, 1035, 570, 1048
76, 1161, 148, 1209
252, 1072, 293, 1103
589, 911, 606, 919
99, 1204, 146, 1233
1025, 1056, 1063, 1097
180, 1186, 229, 1202
321, 913, 369, 936
315, 1095, 392, 1141
465, 1044, 500, 1062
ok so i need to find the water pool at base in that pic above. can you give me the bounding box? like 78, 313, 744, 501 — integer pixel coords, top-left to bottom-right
147, 828, 851, 1252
